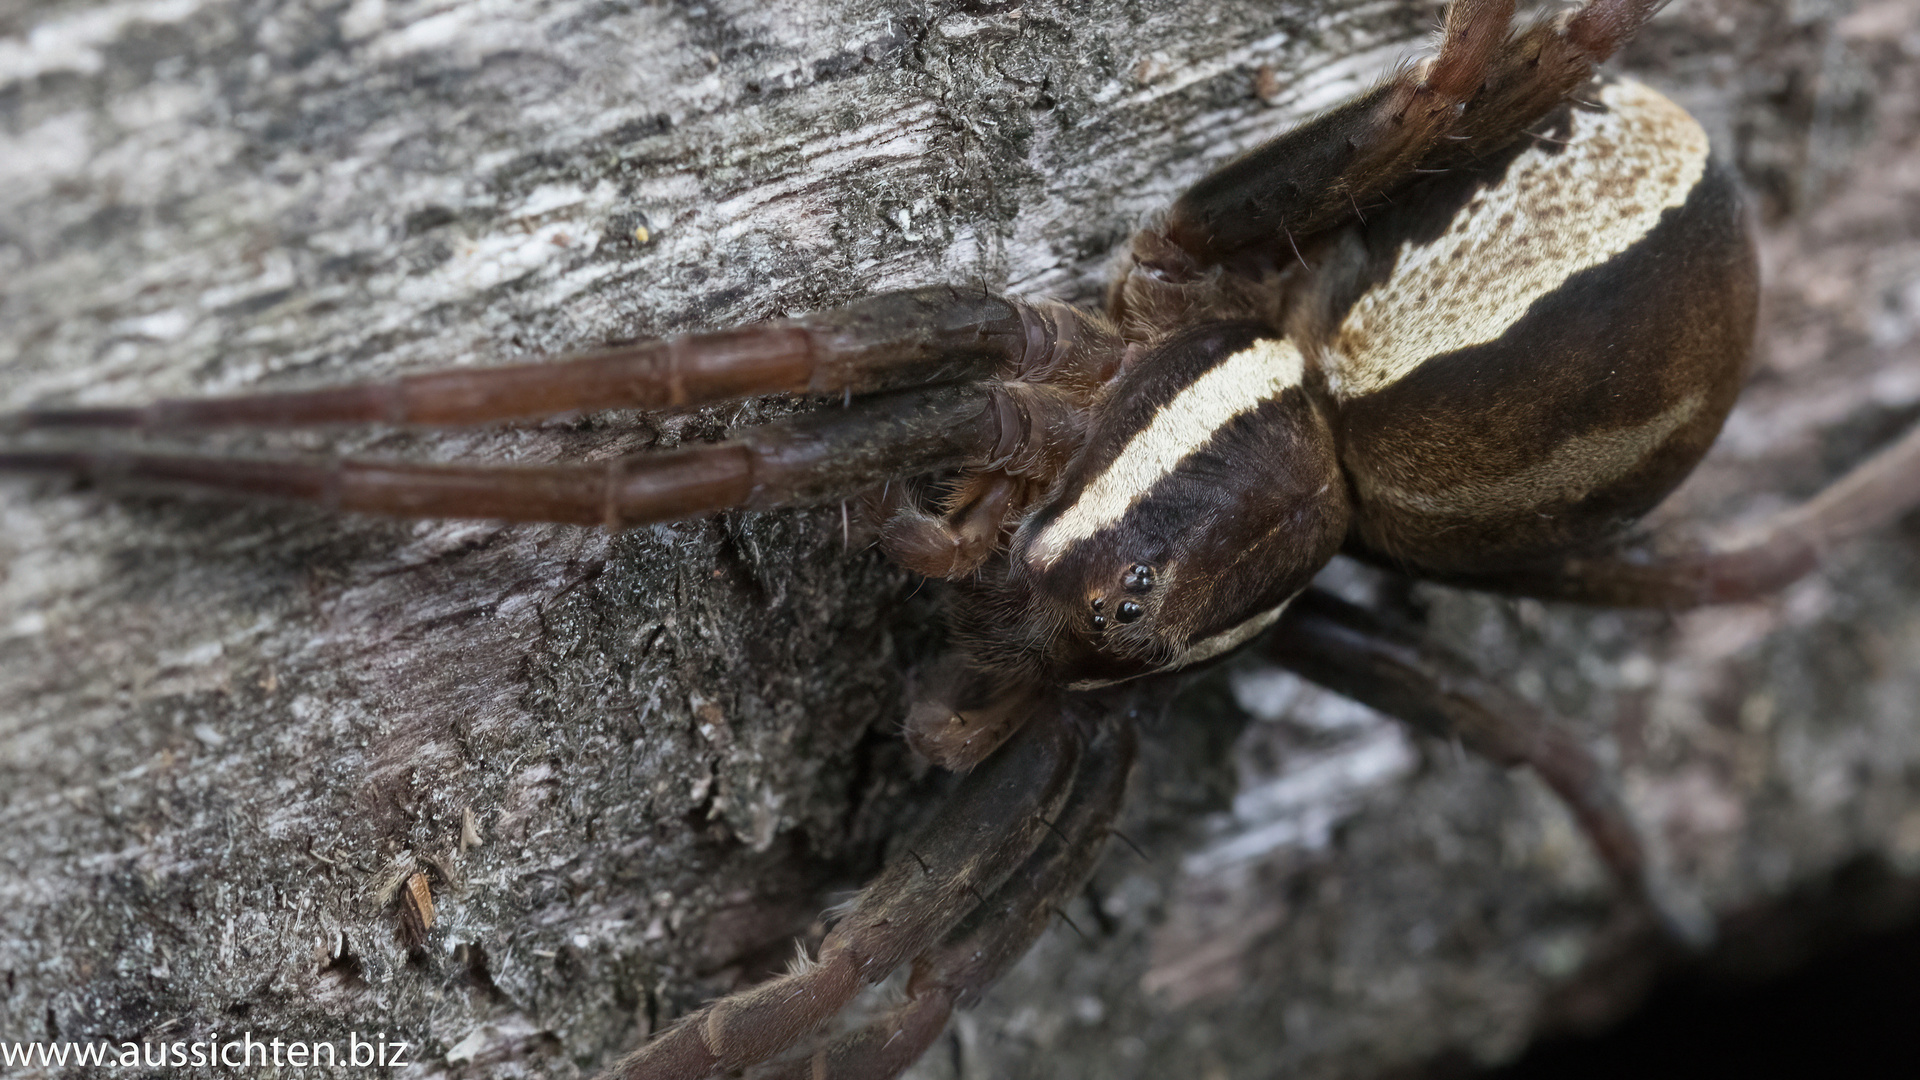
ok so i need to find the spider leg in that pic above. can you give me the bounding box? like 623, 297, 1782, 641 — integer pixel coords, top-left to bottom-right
1432, 422, 1920, 608
1156, 0, 1666, 268
869, 375, 1090, 579
748, 709, 1136, 1080
1267, 588, 1712, 946
0, 383, 1031, 528
606, 707, 1086, 1080
1429, 0, 1663, 163
877, 472, 1020, 579
2, 289, 1119, 430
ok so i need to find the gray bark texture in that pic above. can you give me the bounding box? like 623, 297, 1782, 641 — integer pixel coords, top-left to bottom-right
4, 0, 1920, 1077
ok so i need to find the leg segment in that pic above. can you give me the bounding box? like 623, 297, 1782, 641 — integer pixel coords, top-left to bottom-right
1431, 0, 1664, 165
1266, 588, 1711, 944
1160, 0, 1517, 266
748, 711, 1136, 1080
606, 707, 1086, 1080
0, 384, 1012, 528
1437, 422, 1920, 609
877, 473, 1019, 579
3, 289, 1119, 431
1156, 0, 1664, 269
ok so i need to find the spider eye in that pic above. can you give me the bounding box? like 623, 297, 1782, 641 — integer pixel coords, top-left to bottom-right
1090, 614, 1107, 630
1115, 600, 1144, 623
1122, 564, 1155, 592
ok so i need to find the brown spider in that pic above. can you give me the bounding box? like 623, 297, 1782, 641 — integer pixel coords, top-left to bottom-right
3, 1, 1918, 1078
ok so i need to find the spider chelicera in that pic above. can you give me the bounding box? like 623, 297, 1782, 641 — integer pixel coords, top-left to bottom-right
4, 2, 1919, 1079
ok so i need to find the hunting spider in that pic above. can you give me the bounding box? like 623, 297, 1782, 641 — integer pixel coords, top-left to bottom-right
5, 1, 1919, 1078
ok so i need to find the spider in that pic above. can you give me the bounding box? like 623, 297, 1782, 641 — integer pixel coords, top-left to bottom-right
2, 0, 1917, 1078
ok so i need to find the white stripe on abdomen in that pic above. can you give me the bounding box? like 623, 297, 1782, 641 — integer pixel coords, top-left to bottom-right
1325, 80, 1709, 399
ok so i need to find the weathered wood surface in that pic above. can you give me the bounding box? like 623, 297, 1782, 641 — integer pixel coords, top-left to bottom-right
2, 0, 1918, 1077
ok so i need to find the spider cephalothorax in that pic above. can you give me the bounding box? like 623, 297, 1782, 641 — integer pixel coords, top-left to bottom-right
955, 319, 1350, 690
5, 1, 1918, 1078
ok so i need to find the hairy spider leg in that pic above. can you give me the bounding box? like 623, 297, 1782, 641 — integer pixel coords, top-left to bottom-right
747, 711, 1136, 1080
1430, 420, 1920, 608
1, 290, 1124, 567
0, 384, 1039, 528
874, 471, 1022, 579
609, 712, 1086, 1080
1422, 0, 1669, 166
1155, 0, 1669, 269
2, 289, 1118, 431
1267, 588, 1712, 946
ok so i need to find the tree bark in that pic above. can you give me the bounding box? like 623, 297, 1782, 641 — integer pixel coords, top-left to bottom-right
3, 0, 1918, 1077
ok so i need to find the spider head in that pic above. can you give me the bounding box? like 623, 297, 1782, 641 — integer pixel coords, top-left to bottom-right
960, 323, 1350, 688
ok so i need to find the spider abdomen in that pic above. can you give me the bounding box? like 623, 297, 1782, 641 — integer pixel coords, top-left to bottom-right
1310, 78, 1759, 574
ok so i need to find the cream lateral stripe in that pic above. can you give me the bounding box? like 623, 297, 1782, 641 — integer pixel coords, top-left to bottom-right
1168, 596, 1294, 670
1030, 338, 1305, 568
1327, 80, 1711, 398
1356, 391, 1706, 519
1066, 596, 1297, 689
